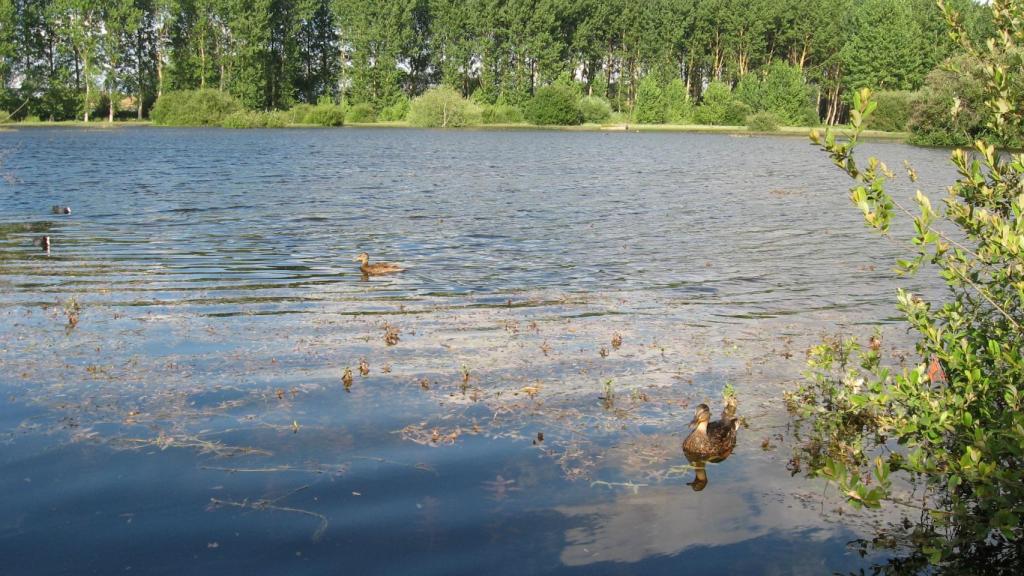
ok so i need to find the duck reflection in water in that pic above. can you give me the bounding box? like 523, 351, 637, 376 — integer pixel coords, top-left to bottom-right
682, 399, 740, 491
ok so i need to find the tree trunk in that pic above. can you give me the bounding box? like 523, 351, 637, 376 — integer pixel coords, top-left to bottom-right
83, 56, 90, 123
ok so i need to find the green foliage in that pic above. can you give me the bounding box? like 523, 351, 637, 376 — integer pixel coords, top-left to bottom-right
589, 70, 609, 99
664, 79, 693, 124
735, 62, 817, 126
632, 76, 666, 124
304, 103, 346, 126
378, 97, 410, 122
746, 111, 780, 132
287, 103, 316, 124
864, 90, 913, 132
801, 2, 1024, 566
150, 89, 243, 126
693, 82, 749, 126
578, 96, 612, 124
906, 53, 1020, 147
221, 110, 288, 129
345, 102, 377, 124
840, 0, 933, 91
480, 103, 524, 125
407, 86, 480, 128
524, 84, 582, 126
553, 72, 584, 100
0, 0, 999, 126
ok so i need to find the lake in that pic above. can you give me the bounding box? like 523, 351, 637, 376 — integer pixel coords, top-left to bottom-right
0, 127, 955, 575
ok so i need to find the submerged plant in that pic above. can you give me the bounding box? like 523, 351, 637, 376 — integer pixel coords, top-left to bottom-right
63, 297, 81, 330
600, 379, 615, 410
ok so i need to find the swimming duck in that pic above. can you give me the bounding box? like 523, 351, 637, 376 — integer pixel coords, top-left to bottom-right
51, 205, 71, 215
682, 403, 739, 461
353, 252, 404, 275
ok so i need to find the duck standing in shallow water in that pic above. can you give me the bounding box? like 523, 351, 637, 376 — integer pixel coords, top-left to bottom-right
34, 236, 51, 253
353, 252, 404, 276
683, 402, 739, 461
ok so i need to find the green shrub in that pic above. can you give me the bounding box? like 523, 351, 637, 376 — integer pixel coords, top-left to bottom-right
746, 111, 780, 132
865, 90, 913, 132
22, 115, 42, 123
287, 103, 315, 124
906, 53, 1017, 147
221, 110, 288, 128
408, 87, 481, 127
578, 96, 612, 123
378, 97, 410, 122
694, 81, 748, 125
305, 104, 346, 126
664, 78, 693, 124
633, 76, 666, 124
345, 102, 377, 123
0, 110, 10, 123
480, 103, 524, 124
151, 89, 243, 126
735, 62, 817, 126
525, 85, 582, 126
800, 5, 1024, 562
589, 70, 609, 100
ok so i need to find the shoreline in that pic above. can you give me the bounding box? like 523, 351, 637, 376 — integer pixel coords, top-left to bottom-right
0, 119, 909, 141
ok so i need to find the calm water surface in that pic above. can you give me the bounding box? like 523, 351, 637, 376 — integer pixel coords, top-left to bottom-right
0, 127, 955, 575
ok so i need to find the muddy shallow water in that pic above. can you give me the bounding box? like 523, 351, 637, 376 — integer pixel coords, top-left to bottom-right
0, 127, 955, 575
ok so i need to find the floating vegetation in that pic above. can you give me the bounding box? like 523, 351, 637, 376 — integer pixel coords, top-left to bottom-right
62, 296, 80, 330
383, 323, 400, 345
600, 379, 616, 410
207, 484, 328, 542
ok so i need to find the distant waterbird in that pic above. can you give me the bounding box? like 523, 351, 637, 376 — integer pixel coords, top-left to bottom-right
51, 205, 71, 215
34, 235, 51, 253
354, 252, 404, 276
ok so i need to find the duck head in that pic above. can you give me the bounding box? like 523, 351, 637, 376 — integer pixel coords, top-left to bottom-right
353, 252, 369, 266
689, 403, 711, 429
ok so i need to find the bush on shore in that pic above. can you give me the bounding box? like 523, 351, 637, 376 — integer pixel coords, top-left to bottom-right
480, 103, 524, 124
221, 110, 289, 128
578, 96, 612, 124
345, 103, 377, 123
693, 82, 751, 125
408, 87, 481, 127
865, 90, 913, 132
525, 85, 582, 126
746, 111, 780, 132
151, 89, 242, 126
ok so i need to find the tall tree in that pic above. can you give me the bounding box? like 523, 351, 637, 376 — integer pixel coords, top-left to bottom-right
840, 0, 928, 91
294, 0, 339, 102
50, 0, 104, 121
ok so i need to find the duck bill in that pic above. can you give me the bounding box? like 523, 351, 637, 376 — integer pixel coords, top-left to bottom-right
688, 414, 700, 429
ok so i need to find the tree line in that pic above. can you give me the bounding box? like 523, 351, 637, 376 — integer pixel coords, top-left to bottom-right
0, 0, 994, 124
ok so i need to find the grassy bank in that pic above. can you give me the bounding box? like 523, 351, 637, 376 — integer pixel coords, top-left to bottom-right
0, 118, 909, 141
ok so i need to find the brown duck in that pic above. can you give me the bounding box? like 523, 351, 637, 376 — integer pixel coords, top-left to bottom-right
354, 252, 404, 276
682, 402, 739, 461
